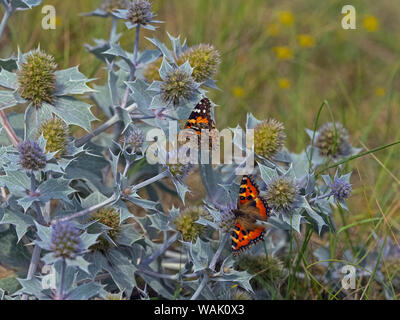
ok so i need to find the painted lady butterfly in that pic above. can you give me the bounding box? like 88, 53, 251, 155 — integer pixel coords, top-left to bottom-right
231, 175, 271, 256
184, 97, 215, 133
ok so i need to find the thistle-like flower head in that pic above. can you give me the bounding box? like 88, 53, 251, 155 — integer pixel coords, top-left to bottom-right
315, 122, 351, 158
165, 148, 194, 180
160, 68, 197, 106
38, 117, 69, 158
330, 176, 352, 202
127, 0, 153, 26
90, 208, 121, 251
125, 127, 145, 153
17, 49, 57, 107
17, 140, 47, 171
177, 44, 221, 82
254, 119, 286, 159
264, 176, 299, 213
50, 221, 82, 260
174, 207, 208, 242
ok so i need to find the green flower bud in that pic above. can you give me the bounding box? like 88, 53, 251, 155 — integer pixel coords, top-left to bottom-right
38, 117, 69, 159
264, 176, 299, 213
17, 50, 57, 107
177, 44, 221, 82
174, 207, 209, 242
315, 122, 351, 158
160, 69, 197, 105
90, 208, 121, 251
254, 119, 286, 159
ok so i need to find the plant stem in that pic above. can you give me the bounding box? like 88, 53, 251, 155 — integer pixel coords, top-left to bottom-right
74, 104, 136, 147
316, 139, 400, 175
131, 170, 169, 192
190, 274, 208, 300
141, 232, 179, 265
209, 233, 228, 271
53, 193, 118, 223
0, 7, 10, 41
56, 258, 66, 300
110, 16, 117, 40
0, 110, 20, 147
21, 244, 41, 300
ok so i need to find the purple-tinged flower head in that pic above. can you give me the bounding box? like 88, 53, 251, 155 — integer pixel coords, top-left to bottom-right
217, 202, 237, 232
330, 177, 352, 202
17, 140, 47, 171
127, 0, 153, 26
125, 127, 145, 152
50, 221, 82, 260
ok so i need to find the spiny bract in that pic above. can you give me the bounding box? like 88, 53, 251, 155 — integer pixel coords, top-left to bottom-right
177, 44, 221, 82
38, 117, 69, 158
254, 119, 286, 159
17, 49, 58, 107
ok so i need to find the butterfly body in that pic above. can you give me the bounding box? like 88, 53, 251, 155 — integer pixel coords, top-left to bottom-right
231, 175, 271, 256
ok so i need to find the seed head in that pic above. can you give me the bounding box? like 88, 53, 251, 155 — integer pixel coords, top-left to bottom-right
315, 122, 351, 158
330, 177, 352, 202
38, 118, 69, 159
160, 68, 197, 105
177, 44, 221, 82
17, 140, 47, 171
90, 208, 121, 251
17, 49, 57, 107
254, 119, 286, 159
264, 176, 299, 213
51, 221, 82, 260
127, 0, 153, 26
101, 0, 128, 13
174, 207, 208, 242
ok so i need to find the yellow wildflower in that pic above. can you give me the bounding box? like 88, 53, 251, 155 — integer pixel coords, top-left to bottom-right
278, 11, 294, 26
273, 46, 293, 60
297, 34, 315, 48
265, 23, 280, 37
363, 15, 379, 32
375, 87, 385, 96
278, 78, 291, 89
232, 86, 245, 98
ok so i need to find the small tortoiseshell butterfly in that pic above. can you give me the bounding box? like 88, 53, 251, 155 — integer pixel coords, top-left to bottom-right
231, 175, 271, 256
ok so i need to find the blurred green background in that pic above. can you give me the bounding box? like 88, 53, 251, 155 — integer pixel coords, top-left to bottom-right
1, 0, 400, 272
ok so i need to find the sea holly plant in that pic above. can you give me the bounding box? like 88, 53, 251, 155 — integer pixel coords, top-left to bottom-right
0, 0, 390, 301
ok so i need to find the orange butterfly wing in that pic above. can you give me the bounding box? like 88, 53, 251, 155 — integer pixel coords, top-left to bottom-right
232, 175, 270, 256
